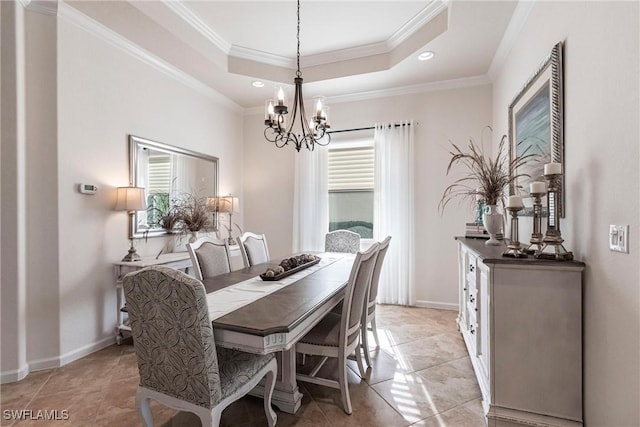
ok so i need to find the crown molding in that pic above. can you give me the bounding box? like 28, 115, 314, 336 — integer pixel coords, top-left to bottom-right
58, 2, 241, 113
20, 0, 58, 15
387, 0, 449, 48
162, 0, 231, 54
488, 0, 536, 81
229, 45, 295, 70
328, 75, 491, 105
228, 0, 449, 69
242, 75, 490, 116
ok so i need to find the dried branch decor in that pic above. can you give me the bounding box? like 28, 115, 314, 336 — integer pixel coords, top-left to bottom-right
439, 128, 536, 213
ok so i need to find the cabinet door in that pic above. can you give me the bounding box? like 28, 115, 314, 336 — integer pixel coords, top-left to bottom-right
457, 244, 470, 330
478, 263, 490, 382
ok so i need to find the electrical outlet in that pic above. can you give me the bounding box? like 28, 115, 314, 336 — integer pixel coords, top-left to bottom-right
609, 225, 629, 253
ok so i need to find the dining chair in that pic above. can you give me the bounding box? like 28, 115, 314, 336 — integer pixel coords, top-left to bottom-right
324, 230, 361, 253
295, 243, 379, 415
123, 266, 277, 427
360, 236, 392, 368
187, 237, 232, 280
236, 232, 270, 267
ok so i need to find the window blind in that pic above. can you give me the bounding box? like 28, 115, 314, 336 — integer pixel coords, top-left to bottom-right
147, 155, 171, 194
328, 146, 374, 191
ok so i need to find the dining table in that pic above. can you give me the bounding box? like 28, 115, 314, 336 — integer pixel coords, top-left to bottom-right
202, 251, 356, 414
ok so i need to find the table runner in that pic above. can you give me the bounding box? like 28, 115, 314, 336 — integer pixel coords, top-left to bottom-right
206, 253, 349, 321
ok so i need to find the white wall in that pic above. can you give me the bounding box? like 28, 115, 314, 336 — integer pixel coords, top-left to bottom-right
491, 1, 639, 423
243, 83, 493, 308
55, 13, 244, 360
2, 2, 244, 380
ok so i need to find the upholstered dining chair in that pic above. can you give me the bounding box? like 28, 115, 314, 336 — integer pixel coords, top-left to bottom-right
324, 230, 361, 253
236, 232, 270, 267
360, 236, 392, 368
187, 237, 232, 280
295, 243, 379, 415
123, 266, 277, 427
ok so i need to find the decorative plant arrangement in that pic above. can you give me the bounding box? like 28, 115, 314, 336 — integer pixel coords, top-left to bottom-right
179, 193, 210, 233
439, 128, 535, 211
439, 127, 536, 245
147, 192, 212, 238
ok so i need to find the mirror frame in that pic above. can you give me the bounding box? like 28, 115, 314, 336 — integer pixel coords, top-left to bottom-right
128, 135, 219, 238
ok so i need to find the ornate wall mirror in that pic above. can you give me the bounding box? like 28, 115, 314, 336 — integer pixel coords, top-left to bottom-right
128, 135, 219, 238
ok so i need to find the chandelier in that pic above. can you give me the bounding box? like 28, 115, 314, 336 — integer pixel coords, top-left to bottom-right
263, 0, 331, 152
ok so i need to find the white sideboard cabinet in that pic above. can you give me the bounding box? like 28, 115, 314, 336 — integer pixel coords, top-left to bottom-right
456, 237, 585, 426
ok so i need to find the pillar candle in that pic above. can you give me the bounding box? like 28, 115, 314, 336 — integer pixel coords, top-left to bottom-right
530, 181, 546, 194
544, 162, 562, 175
507, 195, 524, 208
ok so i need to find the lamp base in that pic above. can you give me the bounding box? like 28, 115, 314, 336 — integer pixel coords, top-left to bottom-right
121, 240, 141, 262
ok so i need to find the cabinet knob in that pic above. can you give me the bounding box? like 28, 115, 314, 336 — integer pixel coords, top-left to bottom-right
470, 296, 475, 303
463, 287, 467, 291
470, 328, 475, 334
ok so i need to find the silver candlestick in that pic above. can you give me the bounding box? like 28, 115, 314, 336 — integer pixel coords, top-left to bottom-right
524, 190, 545, 254
503, 204, 527, 258
535, 169, 573, 260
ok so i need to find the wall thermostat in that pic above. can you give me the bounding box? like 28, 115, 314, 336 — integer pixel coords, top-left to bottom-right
79, 183, 99, 195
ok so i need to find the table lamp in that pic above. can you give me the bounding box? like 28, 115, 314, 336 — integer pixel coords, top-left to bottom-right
215, 196, 239, 245
115, 186, 147, 261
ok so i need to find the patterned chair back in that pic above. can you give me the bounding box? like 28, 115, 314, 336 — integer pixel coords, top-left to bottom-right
325, 230, 361, 253
341, 243, 379, 348
123, 266, 223, 409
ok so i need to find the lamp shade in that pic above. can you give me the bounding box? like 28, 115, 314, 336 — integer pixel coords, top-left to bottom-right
216, 196, 239, 214
115, 186, 147, 212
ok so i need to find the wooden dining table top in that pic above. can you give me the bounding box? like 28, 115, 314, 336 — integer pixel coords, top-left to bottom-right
202, 254, 354, 337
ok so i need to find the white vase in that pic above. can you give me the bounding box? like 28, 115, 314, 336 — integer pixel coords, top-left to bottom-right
189, 231, 199, 243
483, 204, 503, 246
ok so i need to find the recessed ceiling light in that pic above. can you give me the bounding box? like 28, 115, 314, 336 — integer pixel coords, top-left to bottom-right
418, 51, 435, 61
252, 81, 265, 88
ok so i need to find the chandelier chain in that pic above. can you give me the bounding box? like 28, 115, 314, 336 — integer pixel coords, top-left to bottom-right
296, 0, 301, 77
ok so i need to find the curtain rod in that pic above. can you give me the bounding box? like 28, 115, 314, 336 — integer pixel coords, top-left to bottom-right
328, 122, 418, 134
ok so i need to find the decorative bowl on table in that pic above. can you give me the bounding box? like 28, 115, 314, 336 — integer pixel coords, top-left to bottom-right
260, 254, 320, 281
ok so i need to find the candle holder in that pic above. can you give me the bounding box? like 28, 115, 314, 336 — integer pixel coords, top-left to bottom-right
535, 172, 573, 260
503, 205, 527, 258
524, 190, 545, 255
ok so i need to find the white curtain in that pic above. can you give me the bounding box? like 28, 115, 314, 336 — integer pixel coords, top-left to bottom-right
374, 121, 415, 306
293, 148, 329, 252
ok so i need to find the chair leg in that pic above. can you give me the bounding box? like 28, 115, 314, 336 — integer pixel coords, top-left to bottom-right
361, 325, 372, 368
338, 356, 353, 415
135, 389, 154, 427
354, 342, 367, 378
370, 316, 380, 348
263, 362, 278, 427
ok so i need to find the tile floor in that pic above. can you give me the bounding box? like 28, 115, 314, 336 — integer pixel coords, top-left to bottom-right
0, 306, 485, 426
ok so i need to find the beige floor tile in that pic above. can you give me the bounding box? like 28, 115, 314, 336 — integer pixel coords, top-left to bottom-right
372, 371, 459, 424
410, 400, 486, 427
0, 306, 480, 426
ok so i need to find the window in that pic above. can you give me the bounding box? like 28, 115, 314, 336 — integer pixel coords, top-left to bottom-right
328, 141, 374, 239
145, 154, 172, 228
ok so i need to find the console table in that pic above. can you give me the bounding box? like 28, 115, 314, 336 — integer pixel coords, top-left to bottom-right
456, 237, 585, 426
112, 247, 243, 344
113, 252, 193, 344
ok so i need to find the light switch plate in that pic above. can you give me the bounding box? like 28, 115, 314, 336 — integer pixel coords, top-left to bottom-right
609, 225, 629, 253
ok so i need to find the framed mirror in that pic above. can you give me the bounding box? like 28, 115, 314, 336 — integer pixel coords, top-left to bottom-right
128, 135, 219, 238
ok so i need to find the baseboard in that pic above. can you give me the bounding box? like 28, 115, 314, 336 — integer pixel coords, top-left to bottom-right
0, 364, 30, 384
415, 300, 458, 311
58, 335, 116, 367
1, 335, 116, 383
